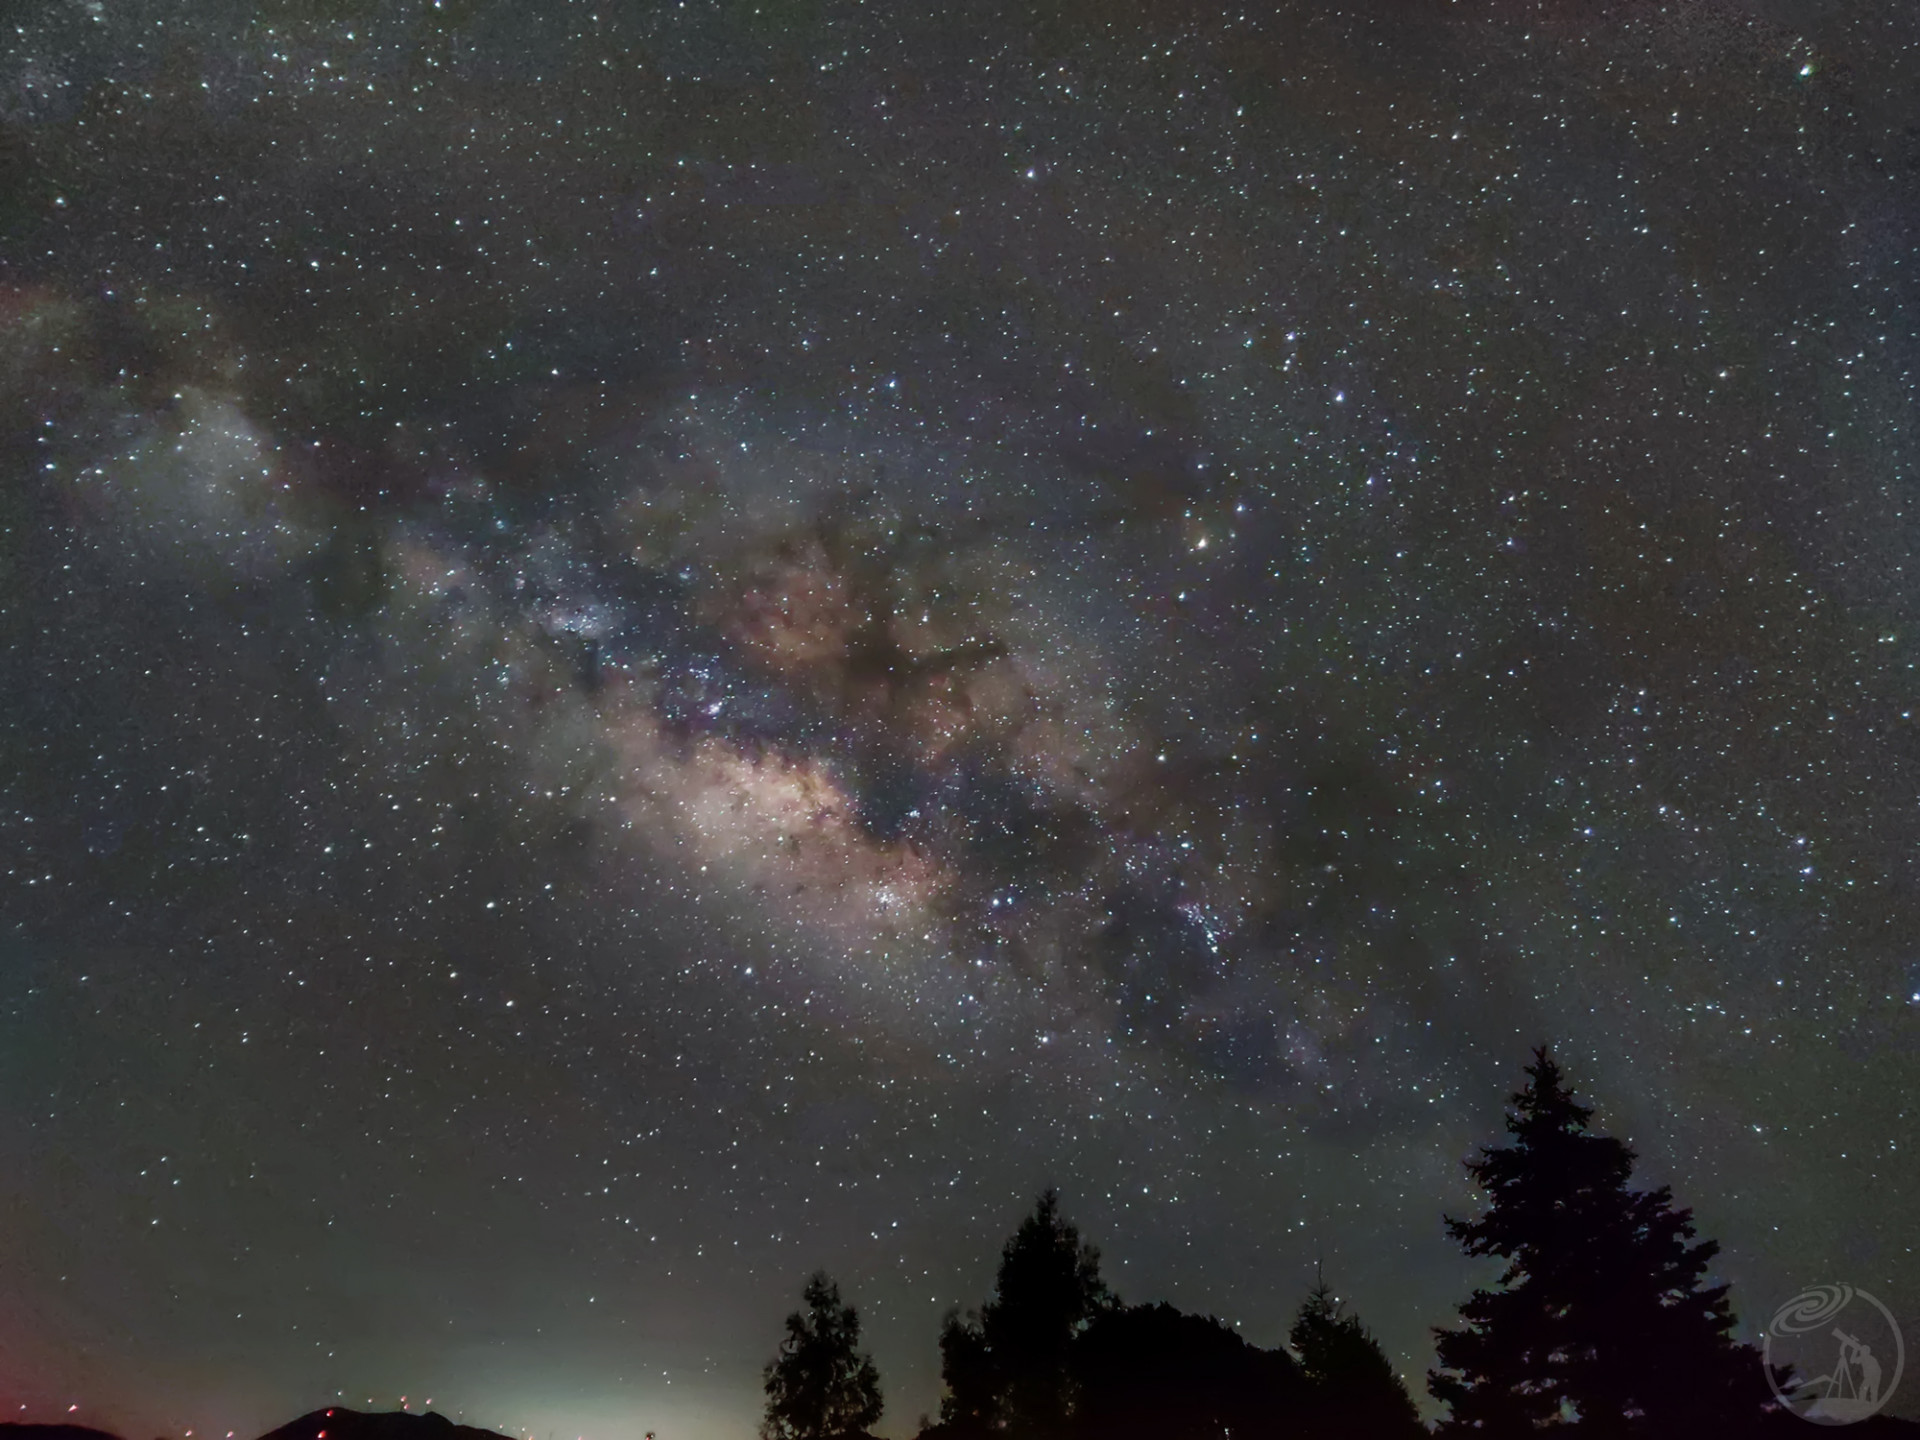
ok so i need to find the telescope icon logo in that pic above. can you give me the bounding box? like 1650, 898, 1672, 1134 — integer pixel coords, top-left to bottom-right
1765, 1283, 1904, 1425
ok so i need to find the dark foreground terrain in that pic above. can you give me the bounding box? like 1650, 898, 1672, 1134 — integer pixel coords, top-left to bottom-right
8, 1405, 1920, 1440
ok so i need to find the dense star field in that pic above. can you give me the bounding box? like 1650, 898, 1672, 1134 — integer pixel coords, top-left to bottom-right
2, 0, 1916, 1434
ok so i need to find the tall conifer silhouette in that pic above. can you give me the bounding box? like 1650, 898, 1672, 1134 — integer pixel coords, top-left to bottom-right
1429, 1048, 1771, 1435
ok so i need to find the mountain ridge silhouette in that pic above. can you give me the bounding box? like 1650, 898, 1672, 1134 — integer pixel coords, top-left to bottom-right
2, 1410, 515, 1440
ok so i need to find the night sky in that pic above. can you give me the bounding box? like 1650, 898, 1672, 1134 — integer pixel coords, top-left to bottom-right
3, 0, 1917, 1435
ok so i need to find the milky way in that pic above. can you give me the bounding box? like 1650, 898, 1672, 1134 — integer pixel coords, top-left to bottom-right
2, 1, 1916, 1436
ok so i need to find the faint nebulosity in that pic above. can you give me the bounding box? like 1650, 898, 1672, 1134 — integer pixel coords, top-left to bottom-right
0, 0, 1915, 1436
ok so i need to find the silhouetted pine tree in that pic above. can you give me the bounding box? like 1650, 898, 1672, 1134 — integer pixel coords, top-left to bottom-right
762, 1273, 884, 1440
937, 1190, 1113, 1438
1290, 1273, 1423, 1438
1429, 1047, 1772, 1436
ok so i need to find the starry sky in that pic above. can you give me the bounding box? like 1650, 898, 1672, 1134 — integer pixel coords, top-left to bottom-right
2, 0, 1917, 1435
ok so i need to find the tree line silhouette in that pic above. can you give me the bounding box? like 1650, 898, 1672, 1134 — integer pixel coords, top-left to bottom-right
762, 1049, 1816, 1439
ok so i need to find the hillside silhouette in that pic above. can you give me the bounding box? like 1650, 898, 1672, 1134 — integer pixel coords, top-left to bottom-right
254, 1410, 514, 1440
1, 1425, 128, 1440
0, 1412, 517, 1440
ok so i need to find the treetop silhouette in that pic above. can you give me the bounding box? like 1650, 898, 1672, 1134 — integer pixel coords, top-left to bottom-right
938, 1189, 1113, 1440
762, 1272, 884, 1440
750, 1053, 1806, 1440
1290, 1270, 1423, 1438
